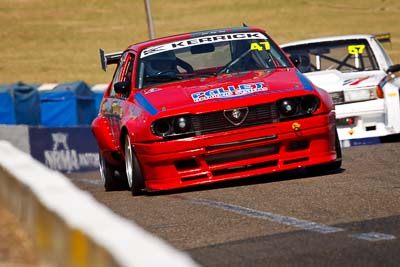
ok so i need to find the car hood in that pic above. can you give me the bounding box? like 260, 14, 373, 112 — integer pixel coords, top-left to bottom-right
135, 68, 316, 115
303, 69, 385, 93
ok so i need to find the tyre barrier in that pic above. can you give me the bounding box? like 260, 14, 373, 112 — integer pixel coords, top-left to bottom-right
0, 141, 199, 267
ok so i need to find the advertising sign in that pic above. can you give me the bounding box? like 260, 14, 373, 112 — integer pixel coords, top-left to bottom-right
29, 126, 99, 172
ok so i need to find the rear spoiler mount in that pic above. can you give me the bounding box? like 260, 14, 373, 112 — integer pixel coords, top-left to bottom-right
373, 32, 391, 43
99, 48, 123, 72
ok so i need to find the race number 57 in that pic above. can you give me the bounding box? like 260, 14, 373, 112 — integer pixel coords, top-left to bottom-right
348, 44, 365, 55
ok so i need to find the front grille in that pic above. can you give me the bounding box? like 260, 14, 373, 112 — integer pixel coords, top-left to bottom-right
329, 91, 345, 105
191, 103, 279, 135
212, 160, 278, 176
205, 143, 280, 165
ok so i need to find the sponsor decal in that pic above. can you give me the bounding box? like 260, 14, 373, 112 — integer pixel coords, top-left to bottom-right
191, 82, 268, 102
141, 32, 266, 58
143, 87, 161, 94
103, 99, 122, 117
343, 76, 371, 86
29, 127, 99, 172
44, 132, 99, 172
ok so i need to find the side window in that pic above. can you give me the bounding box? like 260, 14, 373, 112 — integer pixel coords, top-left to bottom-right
284, 40, 380, 73
109, 53, 127, 97
109, 53, 135, 98
123, 54, 135, 84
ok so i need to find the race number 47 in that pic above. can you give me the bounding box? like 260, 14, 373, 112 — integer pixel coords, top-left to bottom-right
251, 41, 270, 51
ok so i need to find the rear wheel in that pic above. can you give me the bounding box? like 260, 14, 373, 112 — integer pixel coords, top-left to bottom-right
306, 128, 342, 175
99, 153, 118, 191
124, 135, 145, 196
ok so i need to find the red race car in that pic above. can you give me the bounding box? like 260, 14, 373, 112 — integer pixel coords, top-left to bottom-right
92, 27, 342, 195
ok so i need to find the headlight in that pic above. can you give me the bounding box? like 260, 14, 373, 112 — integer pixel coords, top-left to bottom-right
152, 116, 193, 138
300, 96, 319, 114
278, 99, 298, 116
344, 87, 377, 102
278, 95, 320, 118
152, 119, 173, 137
173, 116, 192, 133
329, 91, 345, 104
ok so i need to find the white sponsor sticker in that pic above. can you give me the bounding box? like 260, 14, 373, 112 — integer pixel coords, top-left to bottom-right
191, 82, 268, 102
141, 32, 266, 58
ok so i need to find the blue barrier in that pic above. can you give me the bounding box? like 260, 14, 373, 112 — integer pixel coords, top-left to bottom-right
0, 82, 41, 125
40, 91, 78, 126
0, 81, 106, 127
0, 92, 16, 124
94, 92, 104, 113
0, 81, 107, 172
40, 81, 97, 127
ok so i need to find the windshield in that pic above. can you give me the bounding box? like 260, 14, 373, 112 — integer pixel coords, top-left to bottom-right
137, 32, 291, 88
283, 39, 379, 73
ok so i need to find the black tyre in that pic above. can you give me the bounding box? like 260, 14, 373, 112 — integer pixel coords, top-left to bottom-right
99, 153, 119, 191
306, 128, 342, 175
124, 135, 145, 196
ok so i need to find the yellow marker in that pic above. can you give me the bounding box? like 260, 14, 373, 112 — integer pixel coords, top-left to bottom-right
348, 45, 365, 55
251, 41, 270, 51
292, 122, 301, 131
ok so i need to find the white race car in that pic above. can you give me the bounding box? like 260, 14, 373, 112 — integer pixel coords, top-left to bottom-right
282, 34, 400, 146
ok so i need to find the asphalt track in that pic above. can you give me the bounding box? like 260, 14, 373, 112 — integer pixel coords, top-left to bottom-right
67, 138, 400, 267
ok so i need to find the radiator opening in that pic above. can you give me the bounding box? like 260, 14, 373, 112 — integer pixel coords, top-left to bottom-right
181, 174, 209, 182
175, 158, 198, 171
205, 144, 280, 165
212, 160, 278, 176
283, 157, 309, 165
287, 140, 310, 151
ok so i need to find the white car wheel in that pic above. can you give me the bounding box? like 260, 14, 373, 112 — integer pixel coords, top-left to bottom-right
124, 134, 145, 195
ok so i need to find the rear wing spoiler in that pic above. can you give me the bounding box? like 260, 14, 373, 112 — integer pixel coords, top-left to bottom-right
99, 48, 123, 72
374, 32, 391, 43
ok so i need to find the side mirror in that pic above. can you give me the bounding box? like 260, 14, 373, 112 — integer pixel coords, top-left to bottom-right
114, 81, 131, 95
386, 64, 400, 74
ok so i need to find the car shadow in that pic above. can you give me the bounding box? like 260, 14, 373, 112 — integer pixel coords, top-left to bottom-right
145, 166, 346, 197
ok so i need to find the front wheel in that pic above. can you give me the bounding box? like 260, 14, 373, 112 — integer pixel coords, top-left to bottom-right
124, 135, 145, 196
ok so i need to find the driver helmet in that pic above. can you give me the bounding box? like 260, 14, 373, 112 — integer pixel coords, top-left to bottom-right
144, 51, 177, 76
297, 53, 311, 73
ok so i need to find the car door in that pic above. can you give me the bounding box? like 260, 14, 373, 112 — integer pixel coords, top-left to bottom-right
102, 52, 135, 150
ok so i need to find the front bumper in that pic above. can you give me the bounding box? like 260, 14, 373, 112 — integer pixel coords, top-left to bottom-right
134, 112, 337, 191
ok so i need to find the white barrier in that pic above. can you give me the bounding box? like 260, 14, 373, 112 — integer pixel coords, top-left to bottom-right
0, 141, 199, 267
